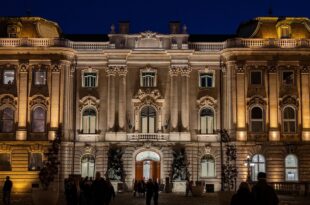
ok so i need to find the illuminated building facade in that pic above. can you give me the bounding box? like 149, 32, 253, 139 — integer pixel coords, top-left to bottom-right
0, 16, 310, 192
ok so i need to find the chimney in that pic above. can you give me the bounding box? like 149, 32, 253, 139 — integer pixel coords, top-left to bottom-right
119, 21, 130, 34
169, 21, 181, 34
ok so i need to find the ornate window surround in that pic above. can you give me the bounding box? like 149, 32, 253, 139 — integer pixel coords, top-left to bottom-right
140, 65, 157, 87
81, 67, 99, 88
198, 69, 215, 88
197, 96, 217, 134
285, 154, 299, 182
247, 96, 266, 133
79, 96, 100, 134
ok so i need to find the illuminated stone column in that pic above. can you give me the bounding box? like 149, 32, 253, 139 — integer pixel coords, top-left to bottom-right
301, 66, 310, 141
118, 66, 127, 131
106, 66, 117, 131
235, 65, 247, 141
169, 66, 179, 131
180, 66, 191, 131
49, 64, 61, 140
16, 63, 29, 140
268, 66, 280, 141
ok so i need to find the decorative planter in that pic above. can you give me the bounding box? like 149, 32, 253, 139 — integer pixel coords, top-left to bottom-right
172, 181, 186, 193
217, 191, 235, 205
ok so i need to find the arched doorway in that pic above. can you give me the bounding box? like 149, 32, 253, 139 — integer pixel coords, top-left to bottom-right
135, 151, 160, 181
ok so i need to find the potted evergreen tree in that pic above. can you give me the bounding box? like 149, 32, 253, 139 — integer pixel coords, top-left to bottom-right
32, 130, 61, 205
106, 145, 124, 192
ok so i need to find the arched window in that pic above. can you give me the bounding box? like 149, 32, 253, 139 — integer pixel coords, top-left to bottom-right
285, 154, 298, 181
0, 108, 14, 133
82, 108, 97, 134
251, 154, 266, 181
200, 108, 214, 134
29, 153, 43, 171
201, 155, 215, 178
141, 106, 156, 133
283, 106, 296, 133
81, 155, 95, 178
32, 107, 46, 133
250, 107, 264, 132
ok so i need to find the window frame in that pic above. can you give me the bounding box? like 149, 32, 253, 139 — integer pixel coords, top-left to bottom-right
140, 106, 157, 133
31, 106, 47, 133
0, 153, 11, 171
200, 154, 216, 178
28, 152, 43, 171
33, 69, 47, 86
249, 106, 264, 133
0, 107, 15, 133
251, 154, 266, 181
81, 107, 97, 134
250, 70, 262, 86
140, 70, 157, 87
282, 106, 297, 134
285, 154, 299, 182
81, 154, 95, 178
82, 70, 99, 88
3, 69, 15, 85
199, 71, 215, 88
199, 107, 215, 134
281, 70, 295, 86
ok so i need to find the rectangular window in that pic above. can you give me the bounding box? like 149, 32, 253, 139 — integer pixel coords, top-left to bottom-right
83, 73, 97, 88
281, 26, 290, 38
29, 153, 43, 171
250, 71, 262, 85
141, 72, 156, 87
199, 73, 214, 88
286, 169, 298, 181
0, 153, 11, 171
34, 70, 47, 85
282, 71, 294, 85
3, 70, 15, 85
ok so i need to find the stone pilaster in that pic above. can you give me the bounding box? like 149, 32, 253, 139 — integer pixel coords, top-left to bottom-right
169, 66, 179, 131
301, 66, 310, 141
106, 66, 117, 131
118, 66, 128, 131
180, 66, 191, 131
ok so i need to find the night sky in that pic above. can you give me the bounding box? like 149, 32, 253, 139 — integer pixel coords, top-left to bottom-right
1, 0, 309, 34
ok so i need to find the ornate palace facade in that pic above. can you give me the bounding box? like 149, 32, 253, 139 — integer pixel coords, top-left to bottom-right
0, 16, 310, 192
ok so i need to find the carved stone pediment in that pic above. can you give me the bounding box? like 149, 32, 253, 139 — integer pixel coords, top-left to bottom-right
197, 96, 217, 109
280, 96, 299, 108
83, 144, 96, 155
79, 96, 100, 110
135, 31, 162, 48
29, 95, 49, 108
0, 95, 16, 109
135, 89, 162, 101
247, 96, 266, 107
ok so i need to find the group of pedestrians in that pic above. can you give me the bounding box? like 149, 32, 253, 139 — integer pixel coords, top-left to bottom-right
230, 172, 279, 205
65, 172, 115, 205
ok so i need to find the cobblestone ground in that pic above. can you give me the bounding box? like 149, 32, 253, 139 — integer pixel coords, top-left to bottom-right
1, 192, 309, 205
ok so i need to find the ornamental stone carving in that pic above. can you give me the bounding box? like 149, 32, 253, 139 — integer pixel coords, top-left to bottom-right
118, 66, 128, 76
0, 95, 16, 108
279, 96, 299, 108
180, 66, 192, 77
0, 144, 11, 153
301, 66, 310, 73
169, 65, 191, 76
105, 66, 118, 76
79, 96, 100, 111
29, 96, 49, 108
29, 144, 45, 153
235, 66, 245, 73
197, 96, 217, 109
51, 64, 61, 72
247, 96, 267, 107
83, 144, 96, 155
135, 89, 162, 101
19, 64, 29, 72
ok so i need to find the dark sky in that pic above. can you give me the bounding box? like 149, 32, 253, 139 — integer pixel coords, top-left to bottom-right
1, 0, 309, 34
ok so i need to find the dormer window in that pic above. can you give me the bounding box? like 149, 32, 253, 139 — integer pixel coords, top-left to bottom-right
140, 66, 157, 87
280, 26, 291, 38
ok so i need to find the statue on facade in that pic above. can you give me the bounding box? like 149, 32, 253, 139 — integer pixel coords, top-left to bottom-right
171, 145, 190, 181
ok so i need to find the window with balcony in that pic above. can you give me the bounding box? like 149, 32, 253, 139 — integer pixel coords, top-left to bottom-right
141, 106, 156, 133
31, 107, 46, 133
3, 70, 15, 85
33, 70, 47, 85
280, 26, 291, 38
200, 108, 214, 134
141, 72, 156, 87
283, 106, 296, 133
29, 153, 43, 171
83, 72, 97, 88
82, 108, 97, 134
201, 155, 215, 178
250, 71, 262, 85
285, 154, 298, 181
251, 154, 266, 181
199, 73, 214, 88
81, 154, 95, 178
250, 107, 264, 132
282, 71, 294, 85
0, 153, 11, 171
0, 108, 14, 133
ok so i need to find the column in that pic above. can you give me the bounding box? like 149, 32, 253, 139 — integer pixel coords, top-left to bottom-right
169, 66, 179, 131
301, 66, 310, 141
180, 66, 191, 131
118, 66, 127, 131
235, 65, 247, 141
63, 63, 72, 141
49, 64, 61, 140
16, 63, 28, 140
268, 66, 280, 141
106, 66, 117, 131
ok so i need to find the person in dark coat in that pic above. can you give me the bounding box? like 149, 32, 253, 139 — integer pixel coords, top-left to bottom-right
2, 176, 12, 205
252, 172, 279, 205
153, 180, 159, 205
105, 179, 115, 205
91, 172, 107, 205
230, 182, 254, 205
145, 179, 154, 205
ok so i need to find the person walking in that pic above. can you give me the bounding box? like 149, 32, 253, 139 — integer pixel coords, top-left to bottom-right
252, 172, 279, 205
91, 172, 107, 205
105, 179, 115, 205
153, 180, 159, 205
230, 182, 254, 205
2, 176, 12, 205
145, 179, 154, 205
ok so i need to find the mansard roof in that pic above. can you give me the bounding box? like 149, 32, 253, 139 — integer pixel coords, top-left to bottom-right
237, 16, 310, 39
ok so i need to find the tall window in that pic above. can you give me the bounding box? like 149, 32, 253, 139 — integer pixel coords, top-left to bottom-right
250, 71, 262, 85
3, 70, 15, 84
29, 153, 43, 171
200, 108, 214, 134
280, 26, 290, 38
81, 155, 95, 178
141, 106, 156, 133
141, 72, 156, 87
33, 70, 47, 85
283, 106, 296, 133
282, 71, 294, 85
285, 154, 298, 181
251, 154, 266, 181
0, 153, 11, 171
199, 73, 214, 88
83, 72, 97, 88
82, 108, 97, 134
201, 155, 215, 178
250, 107, 264, 132
32, 107, 46, 132
0, 108, 14, 133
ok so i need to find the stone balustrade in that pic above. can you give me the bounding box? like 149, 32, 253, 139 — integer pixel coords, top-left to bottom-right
127, 133, 169, 141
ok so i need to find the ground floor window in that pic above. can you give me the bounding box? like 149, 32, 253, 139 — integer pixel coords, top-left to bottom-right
29, 153, 43, 171
285, 154, 298, 181
0, 153, 11, 171
81, 155, 95, 178
251, 154, 266, 181
201, 154, 215, 177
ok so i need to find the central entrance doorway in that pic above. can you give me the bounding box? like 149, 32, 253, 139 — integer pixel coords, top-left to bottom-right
135, 150, 160, 181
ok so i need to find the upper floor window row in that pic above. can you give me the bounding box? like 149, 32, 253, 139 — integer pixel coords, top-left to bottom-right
199, 72, 214, 88
250, 71, 262, 85
83, 72, 98, 88
141, 71, 156, 87
33, 70, 47, 85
